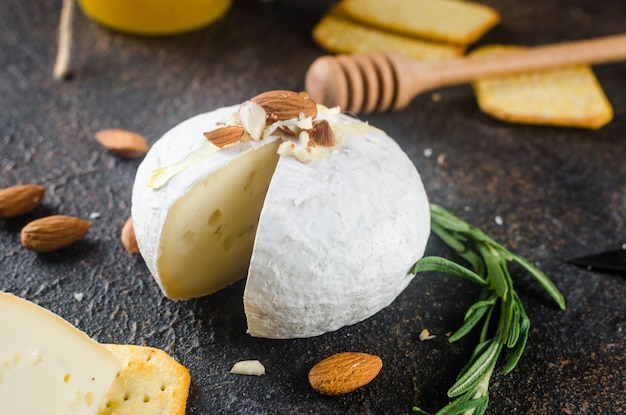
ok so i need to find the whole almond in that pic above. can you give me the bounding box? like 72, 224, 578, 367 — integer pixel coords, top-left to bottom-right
204, 126, 246, 148
251, 90, 317, 124
308, 352, 383, 396
121, 216, 139, 254
94, 128, 149, 158
308, 119, 335, 147
0, 184, 46, 219
20, 215, 90, 252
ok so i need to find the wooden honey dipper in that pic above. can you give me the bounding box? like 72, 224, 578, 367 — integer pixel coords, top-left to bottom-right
304, 33, 626, 114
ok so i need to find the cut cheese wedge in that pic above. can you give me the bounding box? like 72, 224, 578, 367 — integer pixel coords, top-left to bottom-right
133, 108, 283, 299
132, 103, 430, 338
0, 291, 121, 414
156, 137, 280, 299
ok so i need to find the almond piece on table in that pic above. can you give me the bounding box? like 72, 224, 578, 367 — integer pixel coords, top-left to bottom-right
250, 90, 317, 124
94, 128, 149, 158
20, 215, 90, 252
308, 352, 383, 396
203, 126, 246, 148
0, 184, 46, 219
121, 216, 139, 254
230, 360, 266, 376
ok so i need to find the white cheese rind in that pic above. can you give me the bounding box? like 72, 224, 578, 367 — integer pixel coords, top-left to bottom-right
132, 106, 281, 298
244, 112, 430, 338
0, 291, 120, 414
133, 105, 430, 338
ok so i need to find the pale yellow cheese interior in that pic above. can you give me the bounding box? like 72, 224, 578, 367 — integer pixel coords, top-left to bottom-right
0, 292, 120, 415
157, 140, 281, 299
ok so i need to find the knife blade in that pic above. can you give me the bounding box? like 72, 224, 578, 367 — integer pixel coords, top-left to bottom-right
566, 248, 626, 274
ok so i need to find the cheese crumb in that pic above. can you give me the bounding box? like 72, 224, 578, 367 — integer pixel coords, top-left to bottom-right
436, 153, 447, 166
419, 329, 436, 341
230, 360, 266, 376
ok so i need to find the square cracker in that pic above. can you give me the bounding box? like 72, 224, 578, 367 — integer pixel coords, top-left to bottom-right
97, 344, 191, 415
312, 7, 464, 61
338, 0, 500, 45
471, 45, 614, 129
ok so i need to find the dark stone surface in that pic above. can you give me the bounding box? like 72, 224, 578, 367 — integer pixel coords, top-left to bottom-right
1, 0, 625, 413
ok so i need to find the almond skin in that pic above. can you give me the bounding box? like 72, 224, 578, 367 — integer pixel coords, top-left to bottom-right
308, 119, 335, 147
308, 352, 383, 396
251, 90, 317, 124
121, 216, 139, 254
0, 184, 46, 219
20, 215, 90, 252
94, 128, 149, 158
203, 126, 246, 148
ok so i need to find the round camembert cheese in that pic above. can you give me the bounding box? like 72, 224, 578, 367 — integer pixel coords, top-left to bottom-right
132, 93, 430, 338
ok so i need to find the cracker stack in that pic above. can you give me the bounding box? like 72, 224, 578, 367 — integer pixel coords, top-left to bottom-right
311, 0, 613, 128
313, 0, 500, 61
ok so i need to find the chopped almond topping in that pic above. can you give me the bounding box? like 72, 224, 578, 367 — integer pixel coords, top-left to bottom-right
203, 126, 245, 148
308, 119, 335, 147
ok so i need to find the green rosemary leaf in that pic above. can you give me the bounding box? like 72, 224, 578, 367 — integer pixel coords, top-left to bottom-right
500, 262, 517, 344
431, 221, 468, 252
430, 223, 485, 274
412, 407, 432, 415
490, 240, 515, 262
413, 257, 489, 287
473, 394, 489, 415
449, 301, 491, 342
479, 305, 495, 344
412, 205, 566, 415
463, 292, 498, 322
502, 314, 530, 375
430, 209, 487, 274
506, 306, 521, 349
478, 244, 508, 298
460, 249, 487, 277
467, 226, 488, 243
430, 204, 472, 233
469, 338, 495, 364
435, 395, 489, 415
513, 292, 530, 322
512, 255, 566, 310
456, 339, 493, 383
448, 339, 501, 397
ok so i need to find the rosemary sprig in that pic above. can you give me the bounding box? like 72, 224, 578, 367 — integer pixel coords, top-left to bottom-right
411, 204, 566, 415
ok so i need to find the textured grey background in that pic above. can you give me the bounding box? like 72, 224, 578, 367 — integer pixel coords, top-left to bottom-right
1, 0, 625, 413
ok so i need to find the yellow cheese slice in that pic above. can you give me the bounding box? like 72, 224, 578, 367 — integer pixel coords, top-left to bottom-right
0, 291, 120, 415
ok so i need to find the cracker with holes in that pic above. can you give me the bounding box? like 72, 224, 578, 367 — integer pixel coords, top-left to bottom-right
338, 0, 500, 45
471, 45, 614, 129
312, 6, 464, 61
97, 344, 191, 415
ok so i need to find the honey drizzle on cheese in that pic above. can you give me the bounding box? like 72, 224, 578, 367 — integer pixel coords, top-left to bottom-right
332, 119, 383, 138
147, 110, 380, 190
148, 142, 219, 189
